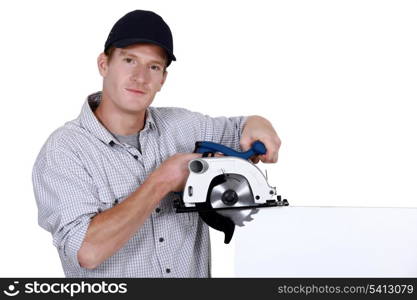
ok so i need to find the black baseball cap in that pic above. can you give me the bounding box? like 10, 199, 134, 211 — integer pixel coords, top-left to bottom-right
104, 10, 176, 66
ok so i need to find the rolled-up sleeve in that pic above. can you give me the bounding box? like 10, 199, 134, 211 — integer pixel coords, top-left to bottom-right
32, 146, 100, 269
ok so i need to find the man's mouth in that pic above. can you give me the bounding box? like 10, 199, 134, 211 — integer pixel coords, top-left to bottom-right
125, 88, 145, 94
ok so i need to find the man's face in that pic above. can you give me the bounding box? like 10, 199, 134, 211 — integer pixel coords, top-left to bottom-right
98, 43, 168, 114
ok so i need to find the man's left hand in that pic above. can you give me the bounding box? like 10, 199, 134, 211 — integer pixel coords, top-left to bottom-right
240, 115, 281, 164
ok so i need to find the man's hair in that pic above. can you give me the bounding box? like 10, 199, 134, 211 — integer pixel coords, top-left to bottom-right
104, 46, 168, 72
104, 46, 117, 63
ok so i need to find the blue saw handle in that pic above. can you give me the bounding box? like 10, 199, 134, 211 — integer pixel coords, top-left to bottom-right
194, 141, 266, 160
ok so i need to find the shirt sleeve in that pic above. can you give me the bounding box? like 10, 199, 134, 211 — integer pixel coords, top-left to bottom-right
202, 114, 248, 151
32, 146, 102, 270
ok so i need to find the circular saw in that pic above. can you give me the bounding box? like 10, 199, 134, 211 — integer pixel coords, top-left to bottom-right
174, 141, 288, 244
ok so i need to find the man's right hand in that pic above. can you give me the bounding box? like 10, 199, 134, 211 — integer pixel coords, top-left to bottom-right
153, 153, 202, 192
78, 152, 201, 269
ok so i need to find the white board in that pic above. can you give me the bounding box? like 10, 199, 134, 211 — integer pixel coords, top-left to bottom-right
235, 207, 417, 277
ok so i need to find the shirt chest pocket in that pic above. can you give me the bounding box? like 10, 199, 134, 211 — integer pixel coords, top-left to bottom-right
97, 183, 134, 209
179, 211, 199, 228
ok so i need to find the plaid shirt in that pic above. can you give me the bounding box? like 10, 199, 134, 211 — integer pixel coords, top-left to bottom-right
32, 92, 246, 277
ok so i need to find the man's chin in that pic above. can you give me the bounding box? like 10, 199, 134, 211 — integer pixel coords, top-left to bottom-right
119, 99, 150, 114
121, 105, 148, 115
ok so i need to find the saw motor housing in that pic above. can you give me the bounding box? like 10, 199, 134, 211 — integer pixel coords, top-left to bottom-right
183, 156, 277, 207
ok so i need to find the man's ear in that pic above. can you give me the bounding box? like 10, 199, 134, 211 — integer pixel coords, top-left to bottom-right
97, 53, 109, 77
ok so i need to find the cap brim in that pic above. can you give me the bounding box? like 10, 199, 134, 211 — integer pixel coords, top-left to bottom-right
111, 38, 176, 63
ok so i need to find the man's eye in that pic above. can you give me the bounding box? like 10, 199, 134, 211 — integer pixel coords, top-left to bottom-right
150, 65, 161, 71
124, 58, 134, 63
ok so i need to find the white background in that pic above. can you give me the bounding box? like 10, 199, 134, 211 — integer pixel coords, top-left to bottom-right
0, 0, 416, 277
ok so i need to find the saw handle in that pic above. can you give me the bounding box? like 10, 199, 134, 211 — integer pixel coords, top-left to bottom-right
194, 141, 266, 160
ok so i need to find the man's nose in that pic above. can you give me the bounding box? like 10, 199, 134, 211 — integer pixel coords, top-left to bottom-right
131, 66, 150, 83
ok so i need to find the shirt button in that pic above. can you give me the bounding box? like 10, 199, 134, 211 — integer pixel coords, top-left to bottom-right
155, 208, 161, 213
166, 268, 171, 273
159, 237, 164, 242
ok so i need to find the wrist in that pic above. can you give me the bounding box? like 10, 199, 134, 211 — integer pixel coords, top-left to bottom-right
147, 168, 172, 196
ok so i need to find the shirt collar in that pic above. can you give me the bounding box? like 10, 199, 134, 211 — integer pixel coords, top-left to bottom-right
78, 91, 156, 146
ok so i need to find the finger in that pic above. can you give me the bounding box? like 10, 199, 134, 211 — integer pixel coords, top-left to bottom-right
251, 156, 260, 164
258, 154, 267, 163
240, 136, 254, 152
265, 151, 273, 163
263, 150, 276, 163
269, 149, 279, 163
260, 144, 274, 162
187, 153, 203, 160
257, 139, 274, 159
266, 141, 280, 162
276, 136, 282, 150
273, 138, 281, 162
263, 134, 281, 157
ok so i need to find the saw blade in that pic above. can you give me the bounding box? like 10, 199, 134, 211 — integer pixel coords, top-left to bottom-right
209, 174, 259, 227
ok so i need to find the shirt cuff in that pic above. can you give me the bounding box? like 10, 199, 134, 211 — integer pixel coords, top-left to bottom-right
61, 216, 91, 269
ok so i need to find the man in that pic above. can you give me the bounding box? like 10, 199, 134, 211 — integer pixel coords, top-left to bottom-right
32, 10, 281, 277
